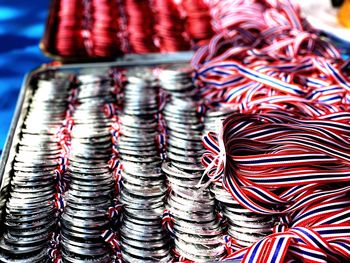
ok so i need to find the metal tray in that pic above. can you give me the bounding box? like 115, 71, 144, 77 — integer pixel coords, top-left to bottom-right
0, 51, 193, 222
0, 52, 241, 262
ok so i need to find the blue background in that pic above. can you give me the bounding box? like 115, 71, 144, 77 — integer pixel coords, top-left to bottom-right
0, 0, 50, 156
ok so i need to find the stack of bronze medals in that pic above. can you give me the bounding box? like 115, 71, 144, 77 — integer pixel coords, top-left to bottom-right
159, 65, 225, 262
117, 68, 171, 262
0, 76, 70, 262
60, 73, 117, 262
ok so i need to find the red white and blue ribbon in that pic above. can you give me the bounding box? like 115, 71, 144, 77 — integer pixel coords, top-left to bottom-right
101, 229, 121, 250
223, 193, 350, 262
48, 232, 61, 263
104, 103, 118, 118
112, 165, 123, 194
108, 203, 123, 222
201, 111, 350, 215
162, 209, 175, 238
54, 193, 66, 211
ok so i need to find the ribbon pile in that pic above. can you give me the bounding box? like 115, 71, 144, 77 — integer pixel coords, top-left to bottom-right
51, 0, 214, 57
193, 0, 350, 262
203, 111, 350, 210
225, 194, 350, 262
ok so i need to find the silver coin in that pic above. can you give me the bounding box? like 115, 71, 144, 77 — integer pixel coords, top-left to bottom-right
175, 239, 225, 259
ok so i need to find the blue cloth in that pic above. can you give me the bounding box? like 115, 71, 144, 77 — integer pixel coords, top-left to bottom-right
0, 0, 50, 155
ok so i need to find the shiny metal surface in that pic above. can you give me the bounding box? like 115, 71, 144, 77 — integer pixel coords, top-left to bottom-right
0, 52, 242, 262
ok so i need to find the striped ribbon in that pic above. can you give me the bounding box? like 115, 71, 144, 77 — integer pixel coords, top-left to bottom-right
202, 111, 350, 215
162, 209, 175, 238
193, 0, 350, 262
101, 229, 121, 250
113, 167, 123, 194
104, 103, 118, 118
156, 113, 167, 160
54, 193, 66, 211
58, 156, 68, 173
192, 1, 346, 118
48, 233, 61, 263
201, 112, 350, 261
108, 157, 121, 170
224, 198, 350, 262
54, 169, 66, 194
108, 203, 123, 221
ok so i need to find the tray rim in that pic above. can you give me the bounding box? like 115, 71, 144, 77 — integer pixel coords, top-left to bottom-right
0, 53, 242, 262
0, 50, 194, 193
0, 51, 193, 220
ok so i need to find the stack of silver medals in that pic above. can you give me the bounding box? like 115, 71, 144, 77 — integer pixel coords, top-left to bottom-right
211, 184, 275, 247
0, 76, 70, 262
60, 74, 115, 262
205, 110, 276, 247
0, 63, 277, 263
159, 65, 224, 262
117, 68, 171, 262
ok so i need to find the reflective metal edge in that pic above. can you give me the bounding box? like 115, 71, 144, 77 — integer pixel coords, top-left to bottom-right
0, 54, 241, 262
0, 52, 193, 228
0, 71, 36, 227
